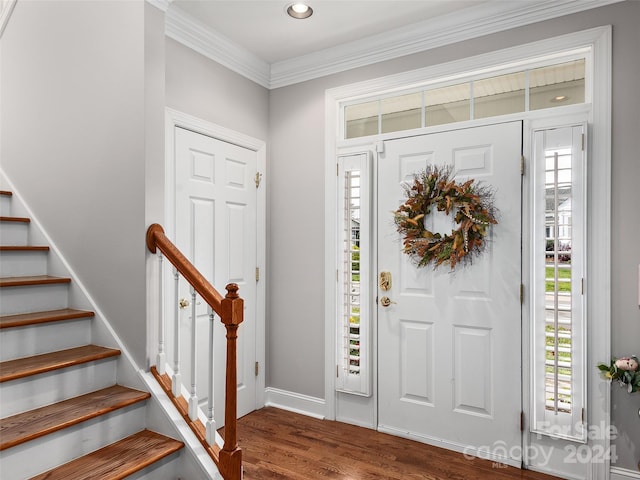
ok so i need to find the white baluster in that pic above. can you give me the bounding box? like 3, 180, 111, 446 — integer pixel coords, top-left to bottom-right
156, 253, 166, 374
206, 309, 216, 444
172, 270, 181, 397
188, 287, 199, 420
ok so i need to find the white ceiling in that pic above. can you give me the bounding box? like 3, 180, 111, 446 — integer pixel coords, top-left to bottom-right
162, 0, 621, 88
171, 0, 488, 64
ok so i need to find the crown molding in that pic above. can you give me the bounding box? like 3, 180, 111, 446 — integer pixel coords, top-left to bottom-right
164, 0, 623, 90
165, 4, 271, 89
146, 0, 172, 13
0, 0, 17, 38
270, 0, 622, 88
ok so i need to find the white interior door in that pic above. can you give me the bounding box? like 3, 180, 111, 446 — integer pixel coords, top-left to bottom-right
377, 122, 523, 466
175, 126, 257, 426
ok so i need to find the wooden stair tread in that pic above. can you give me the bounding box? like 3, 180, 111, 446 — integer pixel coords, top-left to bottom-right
0, 190, 11, 196
0, 275, 70, 287
0, 308, 95, 329
0, 215, 30, 223
29, 429, 184, 480
0, 385, 151, 451
0, 345, 121, 383
0, 245, 49, 251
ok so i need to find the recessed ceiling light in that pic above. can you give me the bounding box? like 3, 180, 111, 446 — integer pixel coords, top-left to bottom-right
287, 3, 313, 19
551, 95, 568, 102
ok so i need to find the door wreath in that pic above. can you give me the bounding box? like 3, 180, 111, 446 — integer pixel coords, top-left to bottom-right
393, 165, 498, 269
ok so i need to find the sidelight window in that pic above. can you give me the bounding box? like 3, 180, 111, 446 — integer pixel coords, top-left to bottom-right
336, 152, 372, 396
531, 124, 586, 441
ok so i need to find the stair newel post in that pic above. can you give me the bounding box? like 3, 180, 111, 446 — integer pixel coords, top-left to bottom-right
206, 308, 216, 444
172, 269, 181, 397
156, 253, 166, 375
220, 283, 243, 480
188, 286, 199, 421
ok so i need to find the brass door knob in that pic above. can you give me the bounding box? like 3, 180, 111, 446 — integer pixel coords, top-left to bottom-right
380, 296, 396, 307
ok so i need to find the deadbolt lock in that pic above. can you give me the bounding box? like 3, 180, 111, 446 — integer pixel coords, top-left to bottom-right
379, 271, 392, 291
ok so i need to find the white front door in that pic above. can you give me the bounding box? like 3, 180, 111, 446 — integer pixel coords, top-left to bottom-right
175, 126, 257, 425
377, 122, 522, 466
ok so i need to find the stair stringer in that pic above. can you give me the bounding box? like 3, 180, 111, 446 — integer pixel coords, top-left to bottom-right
1, 169, 221, 479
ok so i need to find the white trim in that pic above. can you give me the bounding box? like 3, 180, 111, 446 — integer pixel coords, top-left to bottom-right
163, 0, 620, 89
140, 370, 223, 479
611, 468, 640, 480
165, 4, 270, 89
271, 0, 621, 89
378, 425, 522, 469
163, 107, 267, 411
324, 26, 611, 479
264, 387, 326, 420
145, 0, 171, 13
0, 0, 17, 38
526, 465, 585, 480
586, 23, 612, 480
326, 27, 609, 104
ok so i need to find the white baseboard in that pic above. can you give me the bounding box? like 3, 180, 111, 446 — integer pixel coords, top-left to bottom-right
611, 467, 640, 480
264, 387, 325, 419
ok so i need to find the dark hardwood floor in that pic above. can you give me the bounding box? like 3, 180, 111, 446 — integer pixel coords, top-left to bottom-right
229, 407, 561, 480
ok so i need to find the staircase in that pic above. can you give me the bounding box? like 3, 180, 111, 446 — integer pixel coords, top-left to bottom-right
0, 189, 187, 479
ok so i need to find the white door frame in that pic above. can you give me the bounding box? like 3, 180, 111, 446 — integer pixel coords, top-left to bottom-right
165, 107, 267, 410
325, 26, 611, 479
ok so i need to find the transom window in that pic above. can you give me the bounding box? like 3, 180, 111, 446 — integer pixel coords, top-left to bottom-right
344, 58, 585, 139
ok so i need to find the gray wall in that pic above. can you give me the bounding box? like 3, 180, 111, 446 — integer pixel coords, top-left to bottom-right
0, 0, 150, 367
268, 1, 640, 469
165, 37, 269, 143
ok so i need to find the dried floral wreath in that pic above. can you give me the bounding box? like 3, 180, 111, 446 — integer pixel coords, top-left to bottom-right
394, 165, 498, 269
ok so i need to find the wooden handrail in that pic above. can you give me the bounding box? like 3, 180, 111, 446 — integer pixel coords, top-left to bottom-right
146, 224, 223, 312
146, 223, 243, 480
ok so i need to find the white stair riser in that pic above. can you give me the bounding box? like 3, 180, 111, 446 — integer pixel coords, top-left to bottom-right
0, 318, 92, 362
0, 283, 68, 315
123, 451, 185, 480
0, 196, 11, 216
0, 251, 49, 277
0, 403, 147, 479
0, 359, 117, 418
0, 222, 29, 245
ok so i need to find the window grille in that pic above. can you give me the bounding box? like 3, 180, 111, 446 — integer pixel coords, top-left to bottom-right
336, 153, 371, 396
545, 147, 573, 415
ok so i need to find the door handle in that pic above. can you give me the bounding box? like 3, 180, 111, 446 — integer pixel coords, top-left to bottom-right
379, 296, 396, 307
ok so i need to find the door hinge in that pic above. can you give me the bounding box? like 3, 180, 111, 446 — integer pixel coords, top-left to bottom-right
255, 362, 259, 376
256, 267, 260, 281
520, 155, 525, 176
336, 364, 339, 378
255, 172, 263, 188
581, 133, 585, 151
519, 284, 524, 305
581, 407, 585, 423
581, 277, 584, 295
520, 411, 525, 431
